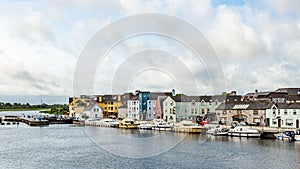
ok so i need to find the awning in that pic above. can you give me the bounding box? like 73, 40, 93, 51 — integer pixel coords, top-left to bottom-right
232, 104, 249, 109
232, 114, 247, 117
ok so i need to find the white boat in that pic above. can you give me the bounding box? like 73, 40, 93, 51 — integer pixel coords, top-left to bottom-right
85, 118, 119, 127
100, 118, 119, 127
205, 124, 220, 134
228, 126, 261, 137
213, 127, 229, 136
275, 130, 295, 141
173, 120, 203, 133
138, 122, 155, 130
294, 129, 300, 141
153, 119, 172, 131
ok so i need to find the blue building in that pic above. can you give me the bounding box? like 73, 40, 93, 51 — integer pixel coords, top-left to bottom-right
136, 90, 150, 120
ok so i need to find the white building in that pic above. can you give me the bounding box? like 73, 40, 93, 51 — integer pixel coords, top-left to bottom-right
266, 103, 300, 128
127, 100, 140, 120
146, 100, 156, 120
162, 96, 176, 122
81, 103, 103, 120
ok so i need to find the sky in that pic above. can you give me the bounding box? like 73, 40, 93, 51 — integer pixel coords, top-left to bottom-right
0, 0, 300, 99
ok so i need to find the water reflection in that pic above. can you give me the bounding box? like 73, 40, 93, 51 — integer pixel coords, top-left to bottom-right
84, 127, 186, 158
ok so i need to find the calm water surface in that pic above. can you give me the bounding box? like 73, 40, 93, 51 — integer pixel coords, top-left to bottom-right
0, 112, 299, 169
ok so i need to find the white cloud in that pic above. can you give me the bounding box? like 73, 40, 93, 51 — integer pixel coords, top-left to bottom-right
1, 0, 300, 96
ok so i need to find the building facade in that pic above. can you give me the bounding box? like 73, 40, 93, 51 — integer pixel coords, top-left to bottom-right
266, 103, 300, 128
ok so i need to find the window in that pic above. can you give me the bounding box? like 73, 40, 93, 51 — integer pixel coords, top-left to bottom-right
293, 110, 297, 115
284, 110, 287, 115
278, 110, 280, 115
253, 110, 258, 116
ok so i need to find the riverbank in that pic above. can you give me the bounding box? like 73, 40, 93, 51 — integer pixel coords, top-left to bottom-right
0, 108, 50, 112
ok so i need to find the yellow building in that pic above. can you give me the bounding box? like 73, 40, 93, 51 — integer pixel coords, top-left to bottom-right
97, 95, 122, 118
68, 97, 88, 118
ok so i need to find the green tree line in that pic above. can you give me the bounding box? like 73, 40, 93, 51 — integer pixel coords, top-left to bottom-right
0, 102, 68, 115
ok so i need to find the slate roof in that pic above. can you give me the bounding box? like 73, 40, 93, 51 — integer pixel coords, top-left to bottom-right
286, 95, 300, 101
84, 102, 99, 111
149, 92, 172, 100
267, 92, 288, 98
275, 88, 300, 95
216, 101, 272, 110
274, 103, 300, 109
102, 95, 120, 102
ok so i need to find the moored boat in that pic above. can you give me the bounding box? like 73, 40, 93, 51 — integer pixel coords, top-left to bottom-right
275, 130, 295, 141
294, 129, 300, 141
228, 126, 261, 137
138, 122, 155, 130
213, 127, 229, 136
119, 118, 139, 129
205, 124, 220, 134
153, 119, 172, 131
173, 120, 203, 133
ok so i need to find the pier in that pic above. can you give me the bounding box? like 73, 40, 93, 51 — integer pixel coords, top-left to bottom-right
2, 115, 73, 126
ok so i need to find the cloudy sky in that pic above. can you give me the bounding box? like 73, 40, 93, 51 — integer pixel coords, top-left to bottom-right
0, 0, 300, 97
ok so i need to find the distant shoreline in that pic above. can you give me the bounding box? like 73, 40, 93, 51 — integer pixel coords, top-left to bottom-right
0, 108, 50, 112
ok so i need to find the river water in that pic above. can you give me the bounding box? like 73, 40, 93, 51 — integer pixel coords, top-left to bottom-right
0, 111, 299, 169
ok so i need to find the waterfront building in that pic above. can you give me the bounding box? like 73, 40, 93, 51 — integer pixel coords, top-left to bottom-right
162, 96, 176, 122
127, 91, 172, 120
81, 103, 103, 119
127, 99, 140, 120
174, 95, 222, 122
97, 95, 122, 118
68, 97, 88, 118
265, 103, 300, 128
215, 101, 271, 126
155, 96, 167, 120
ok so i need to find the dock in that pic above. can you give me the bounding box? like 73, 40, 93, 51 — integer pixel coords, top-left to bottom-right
2, 115, 73, 126
173, 126, 203, 133
20, 117, 49, 126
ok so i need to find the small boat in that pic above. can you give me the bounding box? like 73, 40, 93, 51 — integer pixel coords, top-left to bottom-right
294, 129, 300, 141
119, 118, 139, 129
153, 119, 172, 131
138, 122, 155, 130
275, 130, 295, 141
228, 126, 261, 137
205, 124, 220, 134
173, 120, 203, 133
213, 127, 229, 136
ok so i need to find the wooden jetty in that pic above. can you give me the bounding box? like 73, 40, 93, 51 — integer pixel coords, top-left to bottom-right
173, 126, 203, 133
19, 117, 49, 126
2, 115, 73, 126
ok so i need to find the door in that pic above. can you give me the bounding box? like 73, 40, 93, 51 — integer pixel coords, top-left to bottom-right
296, 119, 299, 128
278, 119, 281, 128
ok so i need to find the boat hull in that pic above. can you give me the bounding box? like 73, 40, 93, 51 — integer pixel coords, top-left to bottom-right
173, 126, 202, 133
213, 132, 228, 136
154, 127, 172, 131
119, 124, 138, 129
228, 132, 261, 137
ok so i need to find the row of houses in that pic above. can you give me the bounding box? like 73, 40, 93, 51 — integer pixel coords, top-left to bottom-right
68, 88, 300, 128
